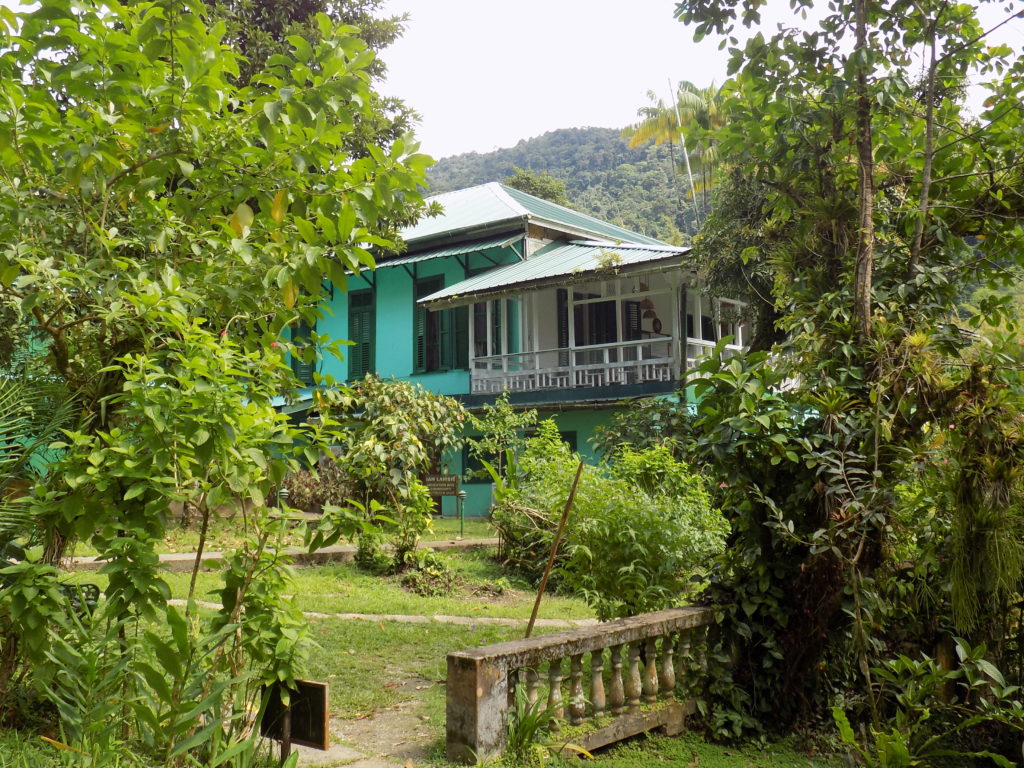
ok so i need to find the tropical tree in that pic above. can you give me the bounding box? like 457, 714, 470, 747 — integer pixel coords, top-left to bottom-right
209, 0, 417, 158
673, 0, 1024, 746
503, 167, 572, 207
623, 80, 727, 227
0, 0, 431, 759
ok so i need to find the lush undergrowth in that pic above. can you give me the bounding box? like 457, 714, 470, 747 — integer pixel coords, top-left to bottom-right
587, 732, 840, 768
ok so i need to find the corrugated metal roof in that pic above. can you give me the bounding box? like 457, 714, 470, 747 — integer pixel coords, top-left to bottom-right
419, 240, 691, 308
500, 185, 665, 246
399, 184, 528, 243
375, 235, 522, 268
399, 182, 666, 247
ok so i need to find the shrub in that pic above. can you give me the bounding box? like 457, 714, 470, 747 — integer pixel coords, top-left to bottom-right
492, 421, 726, 620
285, 457, 356, 515
354, 528, 392, 575
399, 550, 459, 597
313, 376, 467, 566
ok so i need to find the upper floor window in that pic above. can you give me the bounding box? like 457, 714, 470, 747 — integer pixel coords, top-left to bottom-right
348, 289, 375, 380
291, 318, 317, 385
414, 276, 468, 373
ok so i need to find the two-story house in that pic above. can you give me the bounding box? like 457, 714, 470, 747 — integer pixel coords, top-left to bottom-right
301, 182, 743, 516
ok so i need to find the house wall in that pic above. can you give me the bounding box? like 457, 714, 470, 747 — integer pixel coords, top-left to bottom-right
534, 288, 561, 352
320, 244, 522, 388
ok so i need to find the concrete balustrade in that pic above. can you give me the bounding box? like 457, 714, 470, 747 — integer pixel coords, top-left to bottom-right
445, 606, 715, 763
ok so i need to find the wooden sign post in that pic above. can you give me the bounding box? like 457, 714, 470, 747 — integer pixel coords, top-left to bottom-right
423, 473, 464, 536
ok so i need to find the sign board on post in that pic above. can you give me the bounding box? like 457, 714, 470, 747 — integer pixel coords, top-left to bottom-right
260, 679, 330, 753
423, 473, 460, 497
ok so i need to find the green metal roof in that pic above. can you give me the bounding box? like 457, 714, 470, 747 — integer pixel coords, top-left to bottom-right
500, 185, 665, 246
399, 182, 666, 247
375, 235, 522, 269
419, 240, 691, 308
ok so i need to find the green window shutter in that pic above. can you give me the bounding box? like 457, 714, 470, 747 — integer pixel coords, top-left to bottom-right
437, 307, 453, 371
623, 300, 642, 341
291, 318, 317, 385
348, 290, 374, 380
414, 276, 444, 373
453, 305, 469, 369
413, 304, 427, 373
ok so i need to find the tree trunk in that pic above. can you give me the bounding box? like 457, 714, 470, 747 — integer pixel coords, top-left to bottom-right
853, 0, 876, 340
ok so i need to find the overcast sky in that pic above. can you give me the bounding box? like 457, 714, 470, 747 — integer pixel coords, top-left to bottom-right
380, 1, 1024, 161
378, 0, 737, 160
2, 0, 1020, 161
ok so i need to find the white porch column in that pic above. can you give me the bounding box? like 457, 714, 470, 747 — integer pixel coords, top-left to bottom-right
668, 273, 682, 378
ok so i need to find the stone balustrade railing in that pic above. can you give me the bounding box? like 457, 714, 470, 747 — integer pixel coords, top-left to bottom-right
445, 606, 715, 763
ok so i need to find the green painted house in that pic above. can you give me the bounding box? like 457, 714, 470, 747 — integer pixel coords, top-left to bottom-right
302, 182, 744, 516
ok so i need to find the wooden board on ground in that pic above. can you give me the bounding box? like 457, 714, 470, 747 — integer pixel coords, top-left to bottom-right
260, 679, 330, 751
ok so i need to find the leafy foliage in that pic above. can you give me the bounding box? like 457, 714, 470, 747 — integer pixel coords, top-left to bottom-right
311, 375, 467, 562
492, 422, 725, 620
674, 0, 1024, 746
589, 395, 695, 460
0, 0, 431, 760
465, 392, 537, 482
832, 638, 1024, 767
502, 167, 572, 207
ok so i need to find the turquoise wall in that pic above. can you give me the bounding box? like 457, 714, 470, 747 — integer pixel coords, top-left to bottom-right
320, 245, 520, 389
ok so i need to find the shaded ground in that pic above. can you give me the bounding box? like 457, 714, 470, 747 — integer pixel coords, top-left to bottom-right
332, 678, 437, 764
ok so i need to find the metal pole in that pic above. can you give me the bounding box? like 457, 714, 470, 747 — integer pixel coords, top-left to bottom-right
457, 490, 466, 539
525, 461, 585, 639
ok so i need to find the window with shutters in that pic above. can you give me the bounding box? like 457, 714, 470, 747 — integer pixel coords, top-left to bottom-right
348, 290, 374, 380
290, 318, 317, 385
414, 276, 468, 373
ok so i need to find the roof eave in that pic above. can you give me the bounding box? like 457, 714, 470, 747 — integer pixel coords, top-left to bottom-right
397, 215, 529, 254
420, 255, 689, 310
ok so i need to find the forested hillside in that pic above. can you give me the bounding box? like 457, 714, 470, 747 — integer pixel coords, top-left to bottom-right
426, 127, 698, 244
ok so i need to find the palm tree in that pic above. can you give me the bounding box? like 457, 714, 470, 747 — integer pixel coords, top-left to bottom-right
623, 81, 728, 229
0, 376, 73, 557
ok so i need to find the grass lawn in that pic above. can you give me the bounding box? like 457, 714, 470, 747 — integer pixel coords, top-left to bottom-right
587, 732, 841, 768
306, 615, 522, 718
425, 515, 495, 541
65, 548, 592, 622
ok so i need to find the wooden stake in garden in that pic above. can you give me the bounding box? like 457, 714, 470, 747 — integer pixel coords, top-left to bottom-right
525, 461, 585, 639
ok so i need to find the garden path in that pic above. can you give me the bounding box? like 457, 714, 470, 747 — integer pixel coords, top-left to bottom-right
170, 599, 597, 629
68, 537, 500, 572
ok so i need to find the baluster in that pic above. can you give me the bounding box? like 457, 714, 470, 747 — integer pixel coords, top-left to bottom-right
609, 645, 625, 715
525, 665, 540, 707
626, 643, 642, 713
508, 667, 519, 710
569, 654, 585, 725
547, 659, 564, 726
660, 633, 676, 696
590, 649, 606, 718
677, 630, 693, 699
643, 638, 659, 703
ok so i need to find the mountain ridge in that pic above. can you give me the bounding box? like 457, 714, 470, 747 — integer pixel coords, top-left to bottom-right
426, 127, 697, 245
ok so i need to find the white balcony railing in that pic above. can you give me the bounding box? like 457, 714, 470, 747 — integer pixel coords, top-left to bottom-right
685, 339, 743, 372
470, 338, 744, 395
